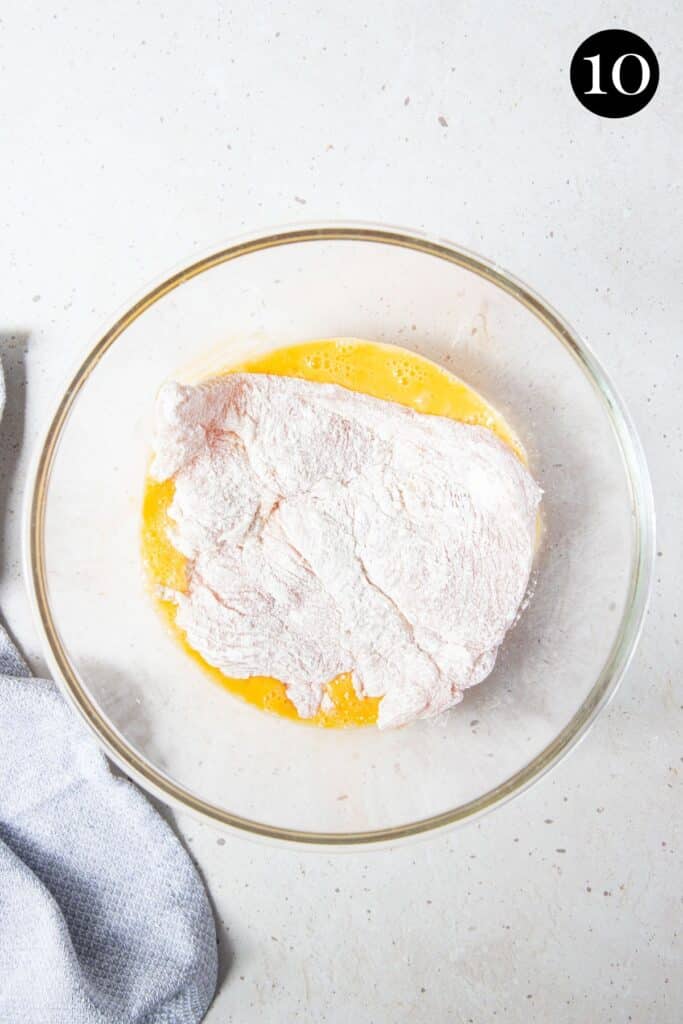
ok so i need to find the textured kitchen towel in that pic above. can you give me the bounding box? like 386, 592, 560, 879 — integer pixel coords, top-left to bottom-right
0, 359, 217, 1023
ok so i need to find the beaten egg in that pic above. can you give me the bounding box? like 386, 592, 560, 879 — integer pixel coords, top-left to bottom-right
142, 338, 521, 727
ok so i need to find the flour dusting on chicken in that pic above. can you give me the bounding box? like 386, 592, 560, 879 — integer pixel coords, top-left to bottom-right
151, 373, 541, 728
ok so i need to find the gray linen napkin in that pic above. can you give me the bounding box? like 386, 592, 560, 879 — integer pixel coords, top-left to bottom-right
0, 359, 217, 1023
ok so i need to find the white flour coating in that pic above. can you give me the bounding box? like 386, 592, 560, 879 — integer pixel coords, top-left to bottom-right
151, 373, 541, 728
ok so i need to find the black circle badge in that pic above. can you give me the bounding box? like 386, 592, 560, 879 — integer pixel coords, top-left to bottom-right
570, 30, 659, 118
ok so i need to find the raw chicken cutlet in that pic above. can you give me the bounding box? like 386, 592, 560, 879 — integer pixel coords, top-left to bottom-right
151, 372, 541, 728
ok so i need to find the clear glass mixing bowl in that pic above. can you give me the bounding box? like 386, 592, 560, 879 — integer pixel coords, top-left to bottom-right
24, 224, 654, 847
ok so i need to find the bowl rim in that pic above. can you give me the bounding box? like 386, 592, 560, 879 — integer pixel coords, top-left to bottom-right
23, 220, 656, 849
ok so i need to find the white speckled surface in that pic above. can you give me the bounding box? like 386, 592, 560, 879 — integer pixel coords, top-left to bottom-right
1, 1, 681, 1021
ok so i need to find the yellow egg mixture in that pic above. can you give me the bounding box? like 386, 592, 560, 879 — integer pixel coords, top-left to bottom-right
142, 339, 521, 727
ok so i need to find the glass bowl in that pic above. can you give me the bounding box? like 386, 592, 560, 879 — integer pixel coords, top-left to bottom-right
24, 223, 654, 848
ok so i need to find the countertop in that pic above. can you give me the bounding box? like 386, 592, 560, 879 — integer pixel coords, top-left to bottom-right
2, 1, 681, 1021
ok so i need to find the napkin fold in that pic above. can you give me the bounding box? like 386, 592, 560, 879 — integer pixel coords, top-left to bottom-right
0, 357, 217, 1023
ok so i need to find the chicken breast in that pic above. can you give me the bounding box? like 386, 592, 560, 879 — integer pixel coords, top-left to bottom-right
151, 373, 541, 728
